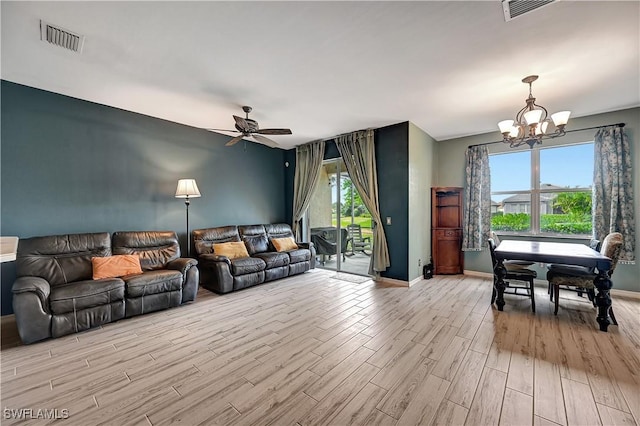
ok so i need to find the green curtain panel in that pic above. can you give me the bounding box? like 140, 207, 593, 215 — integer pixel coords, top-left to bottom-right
593, 126, 636, 263
462, 145, 491, 251
293, 140, 325, 239
335, 129, 390, 276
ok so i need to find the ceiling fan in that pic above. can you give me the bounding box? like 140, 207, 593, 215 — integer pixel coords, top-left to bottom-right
208, 106, 292, 148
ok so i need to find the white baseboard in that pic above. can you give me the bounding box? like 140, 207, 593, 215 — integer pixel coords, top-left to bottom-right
463, 270, 492, 279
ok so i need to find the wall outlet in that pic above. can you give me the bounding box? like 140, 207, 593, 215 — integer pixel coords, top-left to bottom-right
418, 259, 422, 267
386, 216, 392, 225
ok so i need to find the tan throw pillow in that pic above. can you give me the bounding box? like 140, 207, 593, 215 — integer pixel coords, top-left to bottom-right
271, 237, 298, 252
213, 242, 249, 259
92, 255, 143, 280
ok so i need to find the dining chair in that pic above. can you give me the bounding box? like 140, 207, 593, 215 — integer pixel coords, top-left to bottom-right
547, 238, 600, 302
346, 224, 372, 256
488, 238, 537, 313
546, 232, 623, 321
491, 231, 534, 269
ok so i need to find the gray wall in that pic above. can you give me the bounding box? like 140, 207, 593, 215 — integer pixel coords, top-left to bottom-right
436, 107, 640, 292
408, 122, 436, 281
1, 80, 287, 314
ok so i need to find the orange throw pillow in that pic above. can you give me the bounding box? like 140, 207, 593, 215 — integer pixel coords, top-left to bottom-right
92, 255, 142, 280
213, 242, 249, 259
271, 237, 298, 252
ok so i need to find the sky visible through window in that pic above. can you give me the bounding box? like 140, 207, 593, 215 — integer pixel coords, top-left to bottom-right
490, 143, 594, 202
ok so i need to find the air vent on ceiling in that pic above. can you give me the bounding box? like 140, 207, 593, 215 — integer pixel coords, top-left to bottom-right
502, 0, 556, 21
40, 20, 84, 53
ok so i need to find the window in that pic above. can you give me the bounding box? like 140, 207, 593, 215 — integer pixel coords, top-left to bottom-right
490, 143, 594, 236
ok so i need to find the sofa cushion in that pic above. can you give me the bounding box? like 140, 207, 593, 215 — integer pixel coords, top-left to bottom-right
213, 242, 249, 260
254, 252, 290, 269
288, 248, 311, 263
122, 270, 182, 297
271, 237, 298, 252
50, 278, 125, 315
112, 231, 180, 271
243, 235, 269, 255
231, 257, 266, 275
17, 232, 111, 287
92, 255, 143, 279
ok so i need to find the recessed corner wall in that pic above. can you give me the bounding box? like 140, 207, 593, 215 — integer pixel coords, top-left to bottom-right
0, 80, 288, 314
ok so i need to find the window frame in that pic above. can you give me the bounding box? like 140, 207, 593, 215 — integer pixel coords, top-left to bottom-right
490, 141, 594, 236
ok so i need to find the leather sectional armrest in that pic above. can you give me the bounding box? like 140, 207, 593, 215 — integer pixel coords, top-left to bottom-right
199, 253, 232, 266
166, 258, 198, 275
296, 241, 314, 250
13, 276, 51, 311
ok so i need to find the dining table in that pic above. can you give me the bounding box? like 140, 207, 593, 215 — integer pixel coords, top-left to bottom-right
493, 240, 615, 332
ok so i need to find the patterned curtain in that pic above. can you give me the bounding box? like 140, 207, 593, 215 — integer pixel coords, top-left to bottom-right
292, 140, 325, 239
593, 126, 635, 263
462, 145, 491, 251
335, 129, 390, 276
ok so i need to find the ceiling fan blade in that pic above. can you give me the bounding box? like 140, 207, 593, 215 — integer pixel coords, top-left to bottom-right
257, 128, 292, 135
206, 128, 240, 133
252, 134, 279, 148
233, 115, 250, 132
225, 135, 245, 146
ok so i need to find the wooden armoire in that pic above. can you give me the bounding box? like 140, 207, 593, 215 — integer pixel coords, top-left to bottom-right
431, 187, 464, 274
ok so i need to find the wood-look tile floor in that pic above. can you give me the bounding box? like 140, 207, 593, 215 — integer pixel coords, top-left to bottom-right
1, 270, 639, 425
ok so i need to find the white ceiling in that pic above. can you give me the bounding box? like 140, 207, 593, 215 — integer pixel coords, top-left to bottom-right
2, 1, 639, 149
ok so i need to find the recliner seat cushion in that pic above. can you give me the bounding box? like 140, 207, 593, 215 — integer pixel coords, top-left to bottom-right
288, 248, 311, 264
123, 270, 182, 297
254, 252, 290, 269
50, 278, 125, 314
231, 257, 266, 275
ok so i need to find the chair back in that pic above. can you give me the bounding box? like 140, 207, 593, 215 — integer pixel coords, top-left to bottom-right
600, 232, 624, 275
487, 238, 498, 269
490, 231, 501, 246
346, 224, 363, 243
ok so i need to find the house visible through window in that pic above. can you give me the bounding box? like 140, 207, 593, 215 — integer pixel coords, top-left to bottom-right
489, 142, 594, 236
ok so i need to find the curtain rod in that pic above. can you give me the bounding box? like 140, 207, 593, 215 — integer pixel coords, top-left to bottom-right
468, 122, 626, 148
296, 127, 377, 148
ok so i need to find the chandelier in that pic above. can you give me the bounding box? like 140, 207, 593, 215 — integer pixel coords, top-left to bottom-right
498, 75, 571, 149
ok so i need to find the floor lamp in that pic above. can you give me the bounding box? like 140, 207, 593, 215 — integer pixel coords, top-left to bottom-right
175, 179, 201, 257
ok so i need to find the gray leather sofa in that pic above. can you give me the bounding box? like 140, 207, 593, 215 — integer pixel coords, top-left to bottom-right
193, 223, 315, 294
12, 231, 198, 344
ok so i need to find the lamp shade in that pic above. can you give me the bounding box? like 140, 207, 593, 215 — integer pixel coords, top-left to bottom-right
498, 120, 514, 134
551, 111, 571, 126
523, 109, 543, 125
175, 179, 201, 198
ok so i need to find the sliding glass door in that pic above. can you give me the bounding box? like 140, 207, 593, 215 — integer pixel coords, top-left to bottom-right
308, 159, 372, 276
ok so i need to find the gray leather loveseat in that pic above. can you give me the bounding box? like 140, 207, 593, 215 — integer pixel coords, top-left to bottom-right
193, 223, 315, 294
12, 231, 198, 344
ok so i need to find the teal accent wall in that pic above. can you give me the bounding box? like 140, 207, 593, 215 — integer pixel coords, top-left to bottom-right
375, 123, 410, 281
435, 107, 640, 292
0, 80, 287, 314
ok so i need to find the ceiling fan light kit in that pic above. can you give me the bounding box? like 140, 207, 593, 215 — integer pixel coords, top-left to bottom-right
498, 75, 571, 149
210, 106, 292, 148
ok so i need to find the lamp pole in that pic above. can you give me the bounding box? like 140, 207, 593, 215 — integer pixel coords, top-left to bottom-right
184, 195, 191, 257
175, 179, 201, 258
